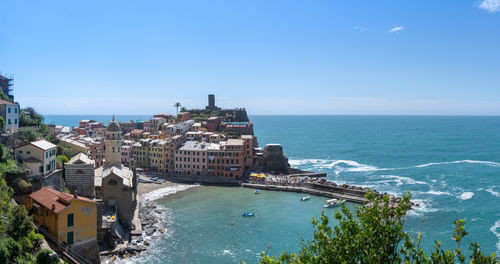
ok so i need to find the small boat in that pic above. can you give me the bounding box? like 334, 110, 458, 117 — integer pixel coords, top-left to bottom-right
241, 212, 255, 217
301, 196, 311, 201
254, 190, 260, 195
324, 199, 343, 208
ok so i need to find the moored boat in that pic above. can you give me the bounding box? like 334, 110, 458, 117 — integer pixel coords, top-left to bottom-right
301, 195, 311, 201
254, 190, 260, 195
324, 199, 343, 208
241, 212, 255, 217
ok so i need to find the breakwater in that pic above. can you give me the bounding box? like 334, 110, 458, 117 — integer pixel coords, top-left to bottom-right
241, 183, 370, 204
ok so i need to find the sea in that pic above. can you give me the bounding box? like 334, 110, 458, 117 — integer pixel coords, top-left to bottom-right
44, 115, 500, 263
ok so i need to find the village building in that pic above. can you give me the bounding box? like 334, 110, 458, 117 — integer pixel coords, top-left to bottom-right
26, 187, 100, 263
65, 153, 95, 198
0, 99, 19, 131
14, 140, 57, 176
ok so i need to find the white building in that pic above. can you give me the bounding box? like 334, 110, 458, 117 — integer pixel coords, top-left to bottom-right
0, 99, 19, 131
14, 140, 57, 176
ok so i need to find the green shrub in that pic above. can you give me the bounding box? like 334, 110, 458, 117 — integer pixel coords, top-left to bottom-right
1, 237, 21, 262
6, 206, 33, 240
35, 249, 58, 264
0, 241, 8, 264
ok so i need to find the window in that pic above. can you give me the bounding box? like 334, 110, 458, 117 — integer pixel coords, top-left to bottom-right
39, 166, 43, 173
7, 119, 11, 124
14, 108, 17, 113
14, 119, 17, 125
7, 108, 10, 113
67, 213, 74, 227
108, 179, 118, 185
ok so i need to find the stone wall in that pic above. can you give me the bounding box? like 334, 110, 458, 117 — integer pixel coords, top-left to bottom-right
65, 163, 95, 198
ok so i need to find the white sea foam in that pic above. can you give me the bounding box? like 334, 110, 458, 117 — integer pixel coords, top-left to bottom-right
407, 199, 439, 217
458, 191, 474, 200
288, 158, 383, 175
379, 175, 428, 186
486, 187, 500, 198
414, 160, 500, 168
141, 184, 198, 202
490, 220, 500, 252
414, 190, 452, 196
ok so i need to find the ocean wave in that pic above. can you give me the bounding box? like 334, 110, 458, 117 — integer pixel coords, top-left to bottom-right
288, 158, 383, 175
486, 187, 500, 198
414, 160, 500, 168
379, 175, 428, 186
458, 192, 474, 200
413, 190, 452, 196
490, 220, 500, 252
289, 158, 500, 176
141, 184, 198, 202
407, 199, 439, 217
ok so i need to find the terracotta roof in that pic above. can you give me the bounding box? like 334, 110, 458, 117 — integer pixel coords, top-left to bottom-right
0, 99, 17, 105
29, 187, 96, 214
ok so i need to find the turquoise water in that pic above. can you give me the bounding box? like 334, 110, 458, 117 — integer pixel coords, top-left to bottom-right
46, 115, 500, 262
138, 186, 354, 264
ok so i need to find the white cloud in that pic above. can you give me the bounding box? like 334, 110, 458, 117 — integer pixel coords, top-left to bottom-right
479, 0, 500, 12
353, 25, 368, 32
389, 26, 404, 33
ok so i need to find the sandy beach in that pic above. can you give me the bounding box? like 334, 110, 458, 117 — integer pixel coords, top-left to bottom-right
137, 180, 181, 196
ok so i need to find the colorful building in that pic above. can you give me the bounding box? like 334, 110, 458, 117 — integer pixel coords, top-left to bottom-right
26, 187, 99, 263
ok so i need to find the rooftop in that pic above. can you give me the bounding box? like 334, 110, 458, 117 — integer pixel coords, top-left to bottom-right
68, 153, 94, 165
29, 187, 96, 214
0, 99, 17, 105
15, 140, 57, 151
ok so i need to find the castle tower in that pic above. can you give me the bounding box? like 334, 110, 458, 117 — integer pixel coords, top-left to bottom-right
104, 117, 122, 166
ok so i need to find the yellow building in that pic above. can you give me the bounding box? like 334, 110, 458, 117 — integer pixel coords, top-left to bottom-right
26, 187, 97, 247
149, 139, 166, 172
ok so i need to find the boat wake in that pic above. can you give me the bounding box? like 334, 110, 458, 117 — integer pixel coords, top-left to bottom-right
458, 192, 474, 200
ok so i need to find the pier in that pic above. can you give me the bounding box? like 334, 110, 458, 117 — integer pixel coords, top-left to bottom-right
241, 183, 370, 204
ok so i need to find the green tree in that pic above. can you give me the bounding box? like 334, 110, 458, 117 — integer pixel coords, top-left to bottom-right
174, 102, 181, 115
17, 127, 41, 143
6, 206, 34, 240
0, 91, 11, 102
0, 116, 4, 131
180, 106, 187, 113
56, 155, 69, 167
259, 192, 498, 264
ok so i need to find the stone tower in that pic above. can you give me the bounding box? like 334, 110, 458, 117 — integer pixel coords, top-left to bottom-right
104, 116, 122, 166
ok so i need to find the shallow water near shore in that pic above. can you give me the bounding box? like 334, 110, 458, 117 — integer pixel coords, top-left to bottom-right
128, 186, 354, 264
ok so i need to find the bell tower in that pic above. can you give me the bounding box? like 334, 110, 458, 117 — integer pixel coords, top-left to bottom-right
104, 116, 122, 166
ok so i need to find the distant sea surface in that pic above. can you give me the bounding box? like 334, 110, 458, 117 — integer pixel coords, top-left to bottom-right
43, 115, 152, 127
46, 115, 500, 263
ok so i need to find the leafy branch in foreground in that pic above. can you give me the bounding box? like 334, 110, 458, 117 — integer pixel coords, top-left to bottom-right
259, 192, 498, 264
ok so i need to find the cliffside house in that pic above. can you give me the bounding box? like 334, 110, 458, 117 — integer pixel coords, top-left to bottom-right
14, 140, 57, 177
65, 153, 95, 198
0, 99, 19, 132
25, 187, 99, 263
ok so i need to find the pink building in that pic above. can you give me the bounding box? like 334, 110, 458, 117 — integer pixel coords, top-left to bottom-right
89, 140, 105, 168
165, 135, 185, 173
121, 146, 131, 166
175, 141, 208, 176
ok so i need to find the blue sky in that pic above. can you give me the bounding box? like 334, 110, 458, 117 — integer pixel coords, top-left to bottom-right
1, 0, 499, 115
